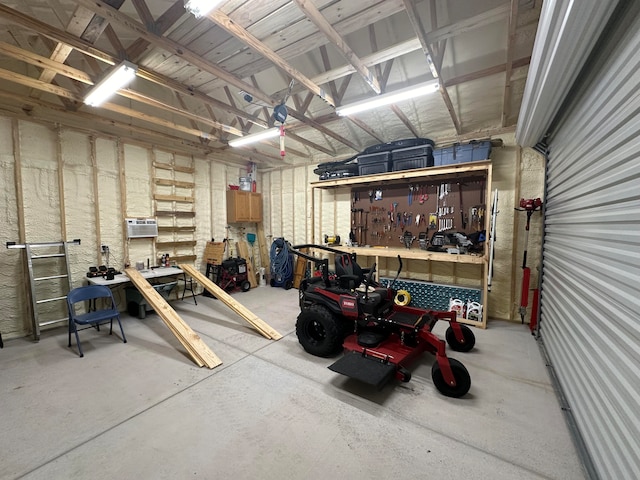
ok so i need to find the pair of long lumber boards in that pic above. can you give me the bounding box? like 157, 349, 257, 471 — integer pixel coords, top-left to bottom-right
179, 264, 282, 340
124, 268, 222, 369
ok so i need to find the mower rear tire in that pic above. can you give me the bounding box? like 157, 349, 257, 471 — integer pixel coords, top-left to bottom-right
431, 358, 471, 398
241, 281, 251, 292
445, 324, 476, 352
296, 305, 343, 357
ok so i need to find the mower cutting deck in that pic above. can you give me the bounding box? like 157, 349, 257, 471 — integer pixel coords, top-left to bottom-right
291, 244, 475, 398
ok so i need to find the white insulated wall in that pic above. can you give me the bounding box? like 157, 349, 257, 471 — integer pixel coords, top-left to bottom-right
0, 118, 249, 339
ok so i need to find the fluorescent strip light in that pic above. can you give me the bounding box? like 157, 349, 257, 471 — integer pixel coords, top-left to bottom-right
184, 0, 225, 18
228, 128, 280, 147
336, 81, 440, 117
84, 61, 138, 107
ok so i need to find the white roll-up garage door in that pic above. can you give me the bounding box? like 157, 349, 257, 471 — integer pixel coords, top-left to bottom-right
541, 3, 640, 479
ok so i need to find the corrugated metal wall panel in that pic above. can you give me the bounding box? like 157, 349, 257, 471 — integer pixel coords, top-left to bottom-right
516, 0, 618, 146
541, 3, 640, 478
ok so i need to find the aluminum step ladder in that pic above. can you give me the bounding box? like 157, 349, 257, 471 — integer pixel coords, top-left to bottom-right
6, 239, 80, 341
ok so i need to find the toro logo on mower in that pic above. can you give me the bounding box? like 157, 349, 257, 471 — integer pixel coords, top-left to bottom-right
340, 296, 358, 316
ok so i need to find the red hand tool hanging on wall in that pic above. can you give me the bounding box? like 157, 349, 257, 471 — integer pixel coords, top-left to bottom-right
516, 197, 543, 323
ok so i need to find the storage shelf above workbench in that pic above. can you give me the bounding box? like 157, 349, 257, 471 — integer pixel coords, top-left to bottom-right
310, 160, 491, 188
333, 245, 486, 264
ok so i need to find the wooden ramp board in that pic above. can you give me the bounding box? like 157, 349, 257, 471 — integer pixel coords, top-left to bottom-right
180, 264, 282, 341
236, 239, 258, 288
257, 223, 270, 272
124, 268, 222, 369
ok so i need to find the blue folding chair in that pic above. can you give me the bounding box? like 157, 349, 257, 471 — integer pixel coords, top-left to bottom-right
67, 285, 127, 357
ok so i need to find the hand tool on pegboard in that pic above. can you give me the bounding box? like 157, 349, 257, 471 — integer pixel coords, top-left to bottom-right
458, 182, 467, 230
515, 197, 543, 323
487, 190, 499, 292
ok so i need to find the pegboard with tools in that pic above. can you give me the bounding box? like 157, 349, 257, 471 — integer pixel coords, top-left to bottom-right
349, 176, 487, 249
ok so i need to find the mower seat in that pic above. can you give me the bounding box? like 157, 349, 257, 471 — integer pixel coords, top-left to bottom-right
335, 253, 363, 290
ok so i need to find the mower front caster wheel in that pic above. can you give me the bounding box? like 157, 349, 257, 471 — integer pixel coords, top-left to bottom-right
398, 367, 412, 383
296, 305, 343, 357
445, 324, 476, 352
431, 358, 471, 398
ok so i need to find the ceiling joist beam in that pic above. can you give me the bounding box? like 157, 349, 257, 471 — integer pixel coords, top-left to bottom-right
0, 4, 269, 128
0, 66, 227, 143
402, 0, 462, 134
75, 0, 276, 108
319, 45, 339, 103
0, 89, 216, 156
444, 56, 531, 88
502, 0, 519, 127
347, 116, 385, 144
391, 104, 420, 138
293, 0, 381, 94
0, 41, 244, 138
126, 0, 186, 61
283, 5, 514, 98
207, 9, 335, 107
75, 0, 356, 153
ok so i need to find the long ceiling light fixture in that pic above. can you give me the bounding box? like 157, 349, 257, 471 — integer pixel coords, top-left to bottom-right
184, 0, 225, 18
228, 127, 280, 148
84, 61, 138, 107
335, 81, 440, 117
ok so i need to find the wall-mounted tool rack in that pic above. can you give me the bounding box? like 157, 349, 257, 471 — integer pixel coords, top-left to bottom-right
309, 161, 492, 328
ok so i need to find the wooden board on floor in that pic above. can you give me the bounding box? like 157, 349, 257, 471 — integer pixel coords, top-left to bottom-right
180, 264, 282, 341
124, 268, 222, 369
236, 239, 258, 288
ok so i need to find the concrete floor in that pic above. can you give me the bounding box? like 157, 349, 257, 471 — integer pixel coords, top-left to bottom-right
1, 286, 586, 480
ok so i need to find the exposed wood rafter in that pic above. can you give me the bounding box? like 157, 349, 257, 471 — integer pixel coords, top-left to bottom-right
74, 0, 358, 151
75, 0, 276, 107
0, 3, 343, 156
391, 105, 420, 138
502, 0, 519, 127
0, 0, 541, 165
207, 9, 336, 107
402, 0, 462, 135
293, 0, 381, 94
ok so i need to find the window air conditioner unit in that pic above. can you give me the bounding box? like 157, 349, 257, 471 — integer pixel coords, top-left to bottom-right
126, 218, 158, 238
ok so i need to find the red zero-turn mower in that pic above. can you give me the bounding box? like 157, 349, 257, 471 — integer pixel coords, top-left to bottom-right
291, 244, 475, 398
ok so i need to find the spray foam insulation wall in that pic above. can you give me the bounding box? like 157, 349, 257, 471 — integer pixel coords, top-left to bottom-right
281, 168, 294, 242
293, 165, 308, 245
0, 117, 233, 338
94, 138, 123, 269
0, 118, 25, 335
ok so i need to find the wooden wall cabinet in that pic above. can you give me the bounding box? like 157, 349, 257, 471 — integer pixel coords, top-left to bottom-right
226, 190, 262, 222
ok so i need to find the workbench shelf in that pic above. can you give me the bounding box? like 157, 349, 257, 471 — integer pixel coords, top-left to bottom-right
310, 160, 492, 328
310, 160, 491, 188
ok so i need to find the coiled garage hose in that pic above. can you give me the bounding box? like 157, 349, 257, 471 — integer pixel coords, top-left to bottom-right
270, 238, 292, 282
394, 289, 411, 306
